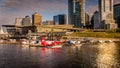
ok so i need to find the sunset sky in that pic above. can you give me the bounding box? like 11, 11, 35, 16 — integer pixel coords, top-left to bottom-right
0, 0, 120, 25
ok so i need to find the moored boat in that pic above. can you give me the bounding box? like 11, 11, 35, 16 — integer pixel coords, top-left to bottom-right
51, 45, 62, 48
29, 37, 62, 48
21, 39, 29, 45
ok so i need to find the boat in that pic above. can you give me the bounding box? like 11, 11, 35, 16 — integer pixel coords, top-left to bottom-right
0, 40, 4, 44
51, 45, 62, 48
29, 37, 62, 48
104, 40, 113, 43
21, 39, 29, 45
63, 40, 82, 46
27, 32, 65, 48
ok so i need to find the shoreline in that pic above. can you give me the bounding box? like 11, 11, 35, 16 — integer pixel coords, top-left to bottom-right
0, 37, 120, 45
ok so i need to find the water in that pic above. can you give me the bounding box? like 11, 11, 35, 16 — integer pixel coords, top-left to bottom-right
0, 43, 120, 68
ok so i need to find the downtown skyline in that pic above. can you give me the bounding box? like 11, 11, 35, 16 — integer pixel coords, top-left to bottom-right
0, 0, 120, 25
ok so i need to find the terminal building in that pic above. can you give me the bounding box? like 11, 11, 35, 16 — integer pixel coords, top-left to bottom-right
2, 15, 36, 39
2, 13, 85, 39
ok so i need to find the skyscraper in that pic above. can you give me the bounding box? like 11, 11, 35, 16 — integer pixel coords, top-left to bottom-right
93, 11, 100, 29
68, 0, 85, 28
99, 0, 117, 29
68, 0, 74, 25
114, 4, 120, 20
77, 0, 85, 26
32, 12, 42, 26
114, 4, 120, 28
85, 13, 91, 26
74, 1, 81, 27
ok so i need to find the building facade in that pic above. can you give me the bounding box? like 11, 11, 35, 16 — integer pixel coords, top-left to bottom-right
74, 1, 82, 27
99, 0, 117, 29
68, 0, 74, 25
77, 0, 85, 27
114, 4, 120, 28
68, 0, 85, 28
22, 16, 32, 26
42, 20, 54, 25
85, 13, 90, 26
32, 12, 42, 25
15, 18, 23, 26
114, 4, 120, 20
93, 11, 100, 29
53, 14, 66, 25
15, 16, 32, 26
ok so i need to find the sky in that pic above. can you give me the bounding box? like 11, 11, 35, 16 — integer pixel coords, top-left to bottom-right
0, 0, 120, 25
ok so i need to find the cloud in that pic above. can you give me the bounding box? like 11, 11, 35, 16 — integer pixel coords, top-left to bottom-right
86, 5, 98, 14
114, 0, 120, 4
0, 0, 67, 25
0, 0, 67, 13
86, 0, 120, 14
85, 0, 98, 14
0, 0, 120, 25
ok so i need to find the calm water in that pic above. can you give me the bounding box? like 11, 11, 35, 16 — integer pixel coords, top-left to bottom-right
0, 43, 120, 68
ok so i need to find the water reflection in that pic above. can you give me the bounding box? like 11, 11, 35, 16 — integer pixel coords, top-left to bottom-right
0, 43, 120, 68
96, 43, 118, 68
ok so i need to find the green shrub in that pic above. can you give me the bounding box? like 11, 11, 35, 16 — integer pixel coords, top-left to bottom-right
105, 29, 116, 33
71, 32, 120, 38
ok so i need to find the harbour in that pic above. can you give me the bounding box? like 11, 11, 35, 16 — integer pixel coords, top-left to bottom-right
0, 42, 120, 68
0, 0, 120, 68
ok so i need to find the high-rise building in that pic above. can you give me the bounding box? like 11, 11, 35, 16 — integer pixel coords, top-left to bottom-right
98, 0, 117, 29
114, 4, 120, 20
68, 0, 74, 25
85, 13, 90, 26
68, 0, 85, 28
74, 1, 82, 27
93, 11, 100, 29
85, 13, 93, 29
53, 14, 66, 25
114, 4, 120, 28
22, 16, 32, 26
78, 0, 85, 26
32, 12, 42, 25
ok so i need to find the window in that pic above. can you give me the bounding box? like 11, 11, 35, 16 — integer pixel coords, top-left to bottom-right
104, 0, 105, 12
110, 0, 112, 11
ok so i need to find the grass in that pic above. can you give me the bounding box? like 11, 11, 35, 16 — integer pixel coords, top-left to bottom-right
71, 32, 120, 38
